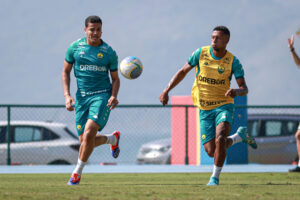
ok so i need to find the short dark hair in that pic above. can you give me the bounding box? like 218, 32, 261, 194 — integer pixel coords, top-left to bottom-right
85, 15, 102, 27
213, 26, 230, 37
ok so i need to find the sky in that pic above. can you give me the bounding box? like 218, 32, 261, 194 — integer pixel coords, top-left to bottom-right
0, 0, 299, 105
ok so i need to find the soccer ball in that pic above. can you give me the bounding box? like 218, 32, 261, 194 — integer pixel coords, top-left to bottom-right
119, 56, 143, 79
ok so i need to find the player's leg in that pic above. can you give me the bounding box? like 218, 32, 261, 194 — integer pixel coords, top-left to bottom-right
203, 140, 216, 158
199, 109, 221, 186
79, 131, 116, 148
207, 121, 231, 186
67, 100, 89, 185
68, 119, 99, 185
89, 93, 120, 158
92, 132, 120, 158
78, 119, 99, 162
207, 104, 233, 186
289, 125, 300, 172
227, 126, 257, 148
200, 109, 216, 157
93, 133, 118, 147
214, 122, 231, 167
297, 129, 300, 166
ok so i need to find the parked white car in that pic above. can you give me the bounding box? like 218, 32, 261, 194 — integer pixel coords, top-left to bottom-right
0, 121, 80, 165
136, 138, 171, 164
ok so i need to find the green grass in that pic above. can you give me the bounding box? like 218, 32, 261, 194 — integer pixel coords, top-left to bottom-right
0, 173, 300, 200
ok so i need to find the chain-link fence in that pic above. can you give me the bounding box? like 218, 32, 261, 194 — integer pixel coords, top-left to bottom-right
0, 104, 299, 166
0, 104, 176, 166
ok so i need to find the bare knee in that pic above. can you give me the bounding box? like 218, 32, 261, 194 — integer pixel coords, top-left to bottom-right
216, 135, 226, 147
82, 127, 97, 144
82, 134, 93, 145
206, 149, 215, 157
204, 143, 215, 157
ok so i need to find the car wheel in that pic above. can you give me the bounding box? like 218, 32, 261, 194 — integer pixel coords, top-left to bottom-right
48, 160, 71, 165
166, 156, 171, 164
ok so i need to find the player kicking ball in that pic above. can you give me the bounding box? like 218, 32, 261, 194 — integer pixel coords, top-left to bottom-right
160, 26, 257, 186
62, 15, 121, 185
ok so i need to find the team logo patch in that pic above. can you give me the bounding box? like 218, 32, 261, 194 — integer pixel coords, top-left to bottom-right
218, 65, 225, 74
201, 134, 206, 140
97, 53, 103, 60
77, 125, 82, 131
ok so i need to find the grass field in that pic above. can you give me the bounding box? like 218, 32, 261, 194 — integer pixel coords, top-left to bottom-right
1, 173, 300, 200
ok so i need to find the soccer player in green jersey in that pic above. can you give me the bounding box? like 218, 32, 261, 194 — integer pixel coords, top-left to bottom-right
62, 16, 121, 185
288, 34, 300, 172
160, 26, 257, 186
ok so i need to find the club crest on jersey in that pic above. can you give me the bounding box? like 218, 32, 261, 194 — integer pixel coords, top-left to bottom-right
97, 53, 104, 60
218, 65, 225, 74
77, 125, 82, 131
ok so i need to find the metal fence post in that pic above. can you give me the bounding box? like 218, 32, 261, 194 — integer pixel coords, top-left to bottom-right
7, 105, 11, 165
185, 106, 189, 165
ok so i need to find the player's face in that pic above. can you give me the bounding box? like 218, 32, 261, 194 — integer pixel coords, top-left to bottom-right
211, 31, 229, 51
85, 23, 102, 45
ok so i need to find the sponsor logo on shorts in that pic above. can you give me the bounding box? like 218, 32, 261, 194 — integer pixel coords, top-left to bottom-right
202, 134, 206, 140
77, 125, 82, 131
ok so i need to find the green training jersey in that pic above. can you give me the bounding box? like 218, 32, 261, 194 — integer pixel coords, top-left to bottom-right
65, 37, 118, 98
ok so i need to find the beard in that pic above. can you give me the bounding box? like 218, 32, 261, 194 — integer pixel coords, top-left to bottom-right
212, 46, 220, 52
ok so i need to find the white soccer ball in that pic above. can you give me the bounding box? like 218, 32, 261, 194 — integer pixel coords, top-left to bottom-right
119, 56, 143, 79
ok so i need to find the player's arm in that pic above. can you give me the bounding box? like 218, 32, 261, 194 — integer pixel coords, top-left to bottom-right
288, 35, 300, 68
107, 70, 120, 110
159, 62, 194, 106
62, 60, 75, 111
225, 77, 248, 98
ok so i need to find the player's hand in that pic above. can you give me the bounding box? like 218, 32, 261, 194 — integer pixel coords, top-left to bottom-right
288, 35, 294, 50
107, 96, 119, 110
159, 90, 169, 106
64, 95, 75, 111
225, 88, 237, 98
